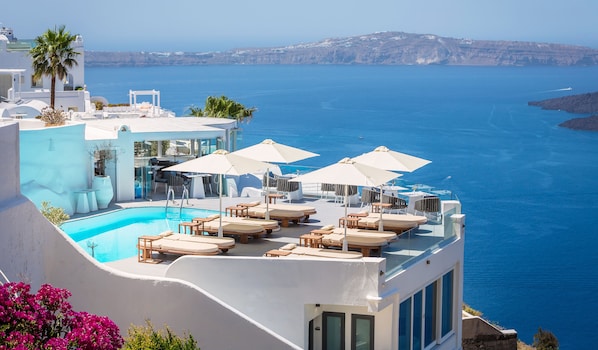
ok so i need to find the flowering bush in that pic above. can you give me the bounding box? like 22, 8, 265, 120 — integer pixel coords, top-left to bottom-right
0, 282, 123, 349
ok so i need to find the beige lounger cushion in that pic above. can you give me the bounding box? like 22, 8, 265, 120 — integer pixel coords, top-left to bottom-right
357, 213, 427, 230
159, 230, 174, 237
290, 246, 363, 259
203, 222, 265, 234
221, 216, 280, 230
321, 233, 388, 247
152, 239, 219, 255
280, 243, 297, 250
331, 228, 397, 241
165, 233, 236, 249
260, 203, 317, 215
247, 207, 305, 219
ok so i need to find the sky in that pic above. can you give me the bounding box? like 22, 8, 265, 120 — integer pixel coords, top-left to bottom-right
3, 0, 597, 52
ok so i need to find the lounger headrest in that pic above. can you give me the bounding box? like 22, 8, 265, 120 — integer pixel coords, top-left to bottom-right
249, 200, 261, 206
280, 243, 296, 251
159, 230, 173, 237
320, 225, 335, 231
207, 214, 220, 219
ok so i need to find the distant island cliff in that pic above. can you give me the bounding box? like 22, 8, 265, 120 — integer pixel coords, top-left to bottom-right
85, 31, 598, 67
529, 92, 598, 131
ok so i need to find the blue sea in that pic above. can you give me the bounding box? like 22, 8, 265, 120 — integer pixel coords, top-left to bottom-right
85, 64, 598, 349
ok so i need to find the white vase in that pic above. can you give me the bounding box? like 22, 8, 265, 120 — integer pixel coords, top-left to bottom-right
92, 175, 113, 209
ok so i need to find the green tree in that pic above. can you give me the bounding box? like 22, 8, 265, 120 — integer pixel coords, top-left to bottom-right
123, 320, 200, 350
29, 25, 80, 109
188, 95, 256, 123
533, 327, 559, 350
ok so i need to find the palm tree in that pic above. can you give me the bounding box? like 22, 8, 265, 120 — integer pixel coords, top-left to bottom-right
29, 25, 80, 109
187, 95, 256, 123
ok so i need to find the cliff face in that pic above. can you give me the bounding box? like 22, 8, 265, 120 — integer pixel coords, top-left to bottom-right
529, 92, 598, 131
85, 31, 598, 67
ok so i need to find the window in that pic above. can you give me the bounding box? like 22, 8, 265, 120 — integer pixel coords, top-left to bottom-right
398, 269, 455, 349
441, 271, 454, 337
323, 312, 345, 350
412, 291, 423, 350
31, 75, 42, 88
398, 298, 411, 350
352, 314, 374, 350
424, 281, 438, 347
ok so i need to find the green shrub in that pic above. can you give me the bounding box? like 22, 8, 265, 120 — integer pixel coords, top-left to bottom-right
123, 320, 200, 350
40, 201, 70, 227
533, 327, 559, 350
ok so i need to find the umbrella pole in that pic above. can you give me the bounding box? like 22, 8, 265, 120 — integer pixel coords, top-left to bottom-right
378, 185, 384, 232
343, 184, 348, 251
265, 168, 270, 220
218, 173, 223, 238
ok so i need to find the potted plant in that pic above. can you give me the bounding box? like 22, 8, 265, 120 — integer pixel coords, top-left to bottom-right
92, 144, 114, 209
38, 106, 67, 126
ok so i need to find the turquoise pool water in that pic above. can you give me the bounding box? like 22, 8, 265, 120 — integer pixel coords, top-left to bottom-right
61, 207, 218, 263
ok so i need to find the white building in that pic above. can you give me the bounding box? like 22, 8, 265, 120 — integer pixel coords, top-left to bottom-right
0, 25, 88, 115
0, 24, 467, 349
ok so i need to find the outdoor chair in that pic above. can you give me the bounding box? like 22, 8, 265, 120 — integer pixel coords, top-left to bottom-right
413, 196, 442, 222
382, 194, 407, 213
360, 187, 379, 208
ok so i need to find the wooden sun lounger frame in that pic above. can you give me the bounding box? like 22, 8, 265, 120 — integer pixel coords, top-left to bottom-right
202, 225, 267, 244
137, 235, 219, 263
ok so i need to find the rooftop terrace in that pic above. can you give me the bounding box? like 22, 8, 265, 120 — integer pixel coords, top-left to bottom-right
69, 191, 460, 280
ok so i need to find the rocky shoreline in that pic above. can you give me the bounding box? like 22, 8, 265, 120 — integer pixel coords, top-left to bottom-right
528, 92, 598, 131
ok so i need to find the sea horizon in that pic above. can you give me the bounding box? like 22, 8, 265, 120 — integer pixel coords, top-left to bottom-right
86, 64, 598, 349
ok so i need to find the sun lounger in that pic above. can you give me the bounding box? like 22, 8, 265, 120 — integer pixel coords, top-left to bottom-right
137, 234, 221, 263
201, 220, 267, 244
265, 203, 317, 219
221, 216, 280, 233
330, 227, 397, 242
194, 214, 280, 233
159, 231, 236, 252
246, 207, 306, 227
240, 201, 316, 222
264, 243, 363, 259
311, 225, 397, 242
356, 213, 427, 233
319, 233, 389, 257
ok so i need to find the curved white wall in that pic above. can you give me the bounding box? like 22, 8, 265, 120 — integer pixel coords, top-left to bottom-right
166, 255, 385, 346
0, 123, 298, 349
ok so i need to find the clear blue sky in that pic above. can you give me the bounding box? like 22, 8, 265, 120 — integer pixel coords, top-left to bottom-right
4, 0, 597, 51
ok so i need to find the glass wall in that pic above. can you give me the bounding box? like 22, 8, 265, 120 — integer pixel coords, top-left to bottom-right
397, 270, 455, 349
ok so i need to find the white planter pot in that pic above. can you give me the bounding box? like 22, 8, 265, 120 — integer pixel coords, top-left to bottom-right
92, 175, 114, 209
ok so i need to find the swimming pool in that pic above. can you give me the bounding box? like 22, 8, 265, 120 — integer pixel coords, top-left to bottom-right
61, 207, 218, 263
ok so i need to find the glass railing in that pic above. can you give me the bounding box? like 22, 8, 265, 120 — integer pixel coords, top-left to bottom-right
6, 41, 33, 50
384, 206, 459, 279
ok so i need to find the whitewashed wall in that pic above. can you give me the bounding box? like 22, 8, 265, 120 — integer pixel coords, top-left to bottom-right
0, 123, 299, 349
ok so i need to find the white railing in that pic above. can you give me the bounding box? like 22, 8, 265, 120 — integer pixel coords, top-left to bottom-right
0, 268, 10, 285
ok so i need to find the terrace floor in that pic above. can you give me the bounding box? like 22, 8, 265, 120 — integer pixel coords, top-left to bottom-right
68, 191, 446, 278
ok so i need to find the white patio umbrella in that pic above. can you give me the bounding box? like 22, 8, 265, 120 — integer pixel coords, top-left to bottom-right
290, 157, 400, 251
353, 145, 431, 231
163, 149, 271, 237
233, 139, 319, 219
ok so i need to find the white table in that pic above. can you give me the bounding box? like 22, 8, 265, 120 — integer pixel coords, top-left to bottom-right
184, 174, 207, 198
